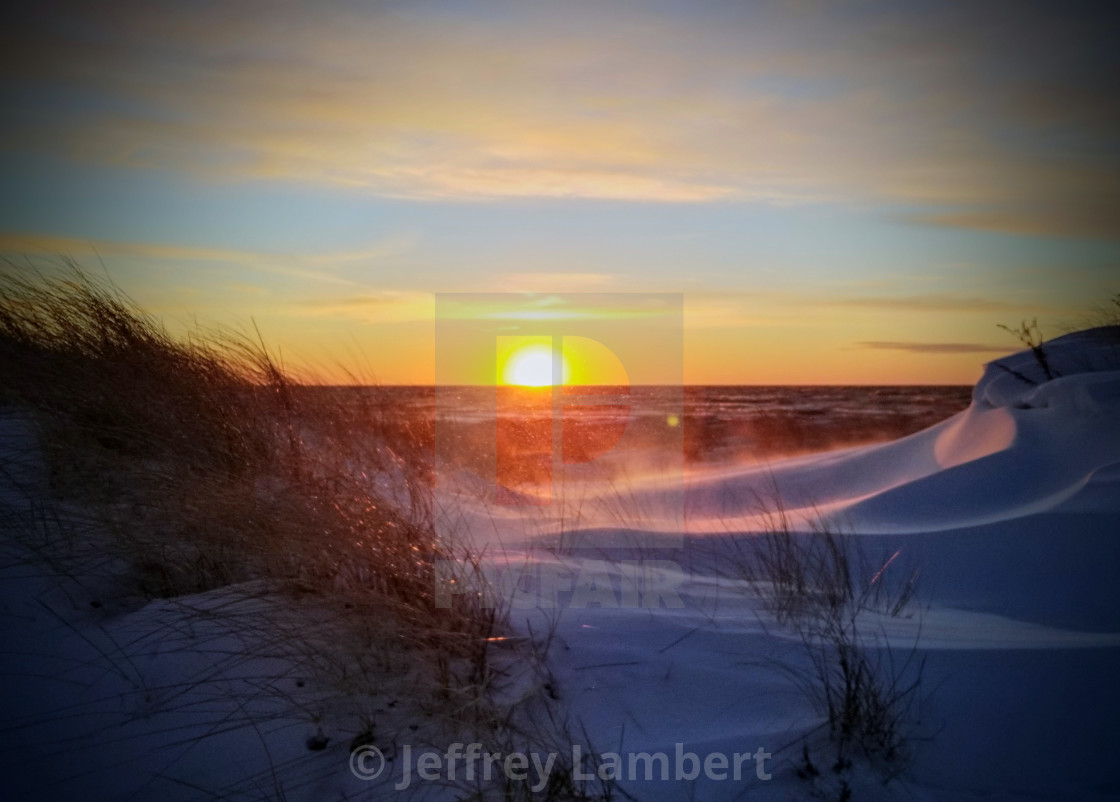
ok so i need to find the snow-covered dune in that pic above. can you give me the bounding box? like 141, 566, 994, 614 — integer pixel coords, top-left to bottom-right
653, 326, 1120, 536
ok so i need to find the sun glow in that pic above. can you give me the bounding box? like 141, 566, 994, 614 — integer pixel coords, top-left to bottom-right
501, 342, 570, 386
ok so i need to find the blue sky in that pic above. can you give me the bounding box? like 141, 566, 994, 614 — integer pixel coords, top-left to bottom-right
1, 0, 1117, 383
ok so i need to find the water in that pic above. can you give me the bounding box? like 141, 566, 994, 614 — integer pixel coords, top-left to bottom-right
298, 384, 971, 538
358, 384, 972, 464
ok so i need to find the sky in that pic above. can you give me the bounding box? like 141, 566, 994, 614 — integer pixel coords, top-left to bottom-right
1, 0, 1118, 384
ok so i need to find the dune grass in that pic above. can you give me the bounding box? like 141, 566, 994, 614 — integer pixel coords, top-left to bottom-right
0, 263, 452, 623
718, 493, 925, 792
0, 262, 617, 799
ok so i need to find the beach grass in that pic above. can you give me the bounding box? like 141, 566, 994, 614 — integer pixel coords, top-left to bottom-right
0, 262, 611, 798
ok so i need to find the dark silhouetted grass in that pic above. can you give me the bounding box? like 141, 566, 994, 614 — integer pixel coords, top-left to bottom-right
0, 262, 611, 799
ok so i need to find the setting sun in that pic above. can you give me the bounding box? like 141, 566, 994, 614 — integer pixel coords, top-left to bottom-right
501, 342, 570, 387
493, 333, 635, 387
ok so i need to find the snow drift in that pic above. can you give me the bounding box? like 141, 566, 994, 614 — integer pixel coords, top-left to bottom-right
654, 326, 1120, 535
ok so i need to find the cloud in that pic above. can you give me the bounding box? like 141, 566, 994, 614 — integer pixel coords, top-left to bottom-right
856, 341, 1014, 355
306, 235, 419, 266
1, 1, 1117, 235
909, 199, 1120, 240
293, 291, 434, 323
823, 294, 1045, 313
681, 290, 1052, 323
433, 293, 679, 324
0, 231, 413, 287
0, 232, 261, 265
498, 273, 620, 292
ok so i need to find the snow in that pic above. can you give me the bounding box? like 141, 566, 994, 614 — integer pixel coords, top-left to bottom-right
3, 327, 1119, 800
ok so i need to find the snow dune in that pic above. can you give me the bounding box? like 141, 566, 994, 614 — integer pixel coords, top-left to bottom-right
672, 327, 1120, 535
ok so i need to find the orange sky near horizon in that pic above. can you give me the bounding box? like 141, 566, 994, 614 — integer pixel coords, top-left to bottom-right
165, 293, 1022, 387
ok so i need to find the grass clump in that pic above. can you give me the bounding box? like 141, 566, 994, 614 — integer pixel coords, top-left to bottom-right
0, 263, 442, 613
0, 262, 605, 797
725, 496, 924, 785
996, 318, 1056, 385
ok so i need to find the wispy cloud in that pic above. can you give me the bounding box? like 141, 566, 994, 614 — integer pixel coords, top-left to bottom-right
305, 235, 419, 266
498, 273, 620, 292
295, 291, 433, 324
435, 293, 679, 324
823, 294, 1046, 313
857, 341, 1014, 355
0, 232, 263, 266
679, 290, 1057, 328
909, 202, 1120, 240
3, 1, 1117, 235
0, 231, 414, 287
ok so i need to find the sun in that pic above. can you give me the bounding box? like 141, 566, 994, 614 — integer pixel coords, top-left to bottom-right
501, 343, 569, 387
